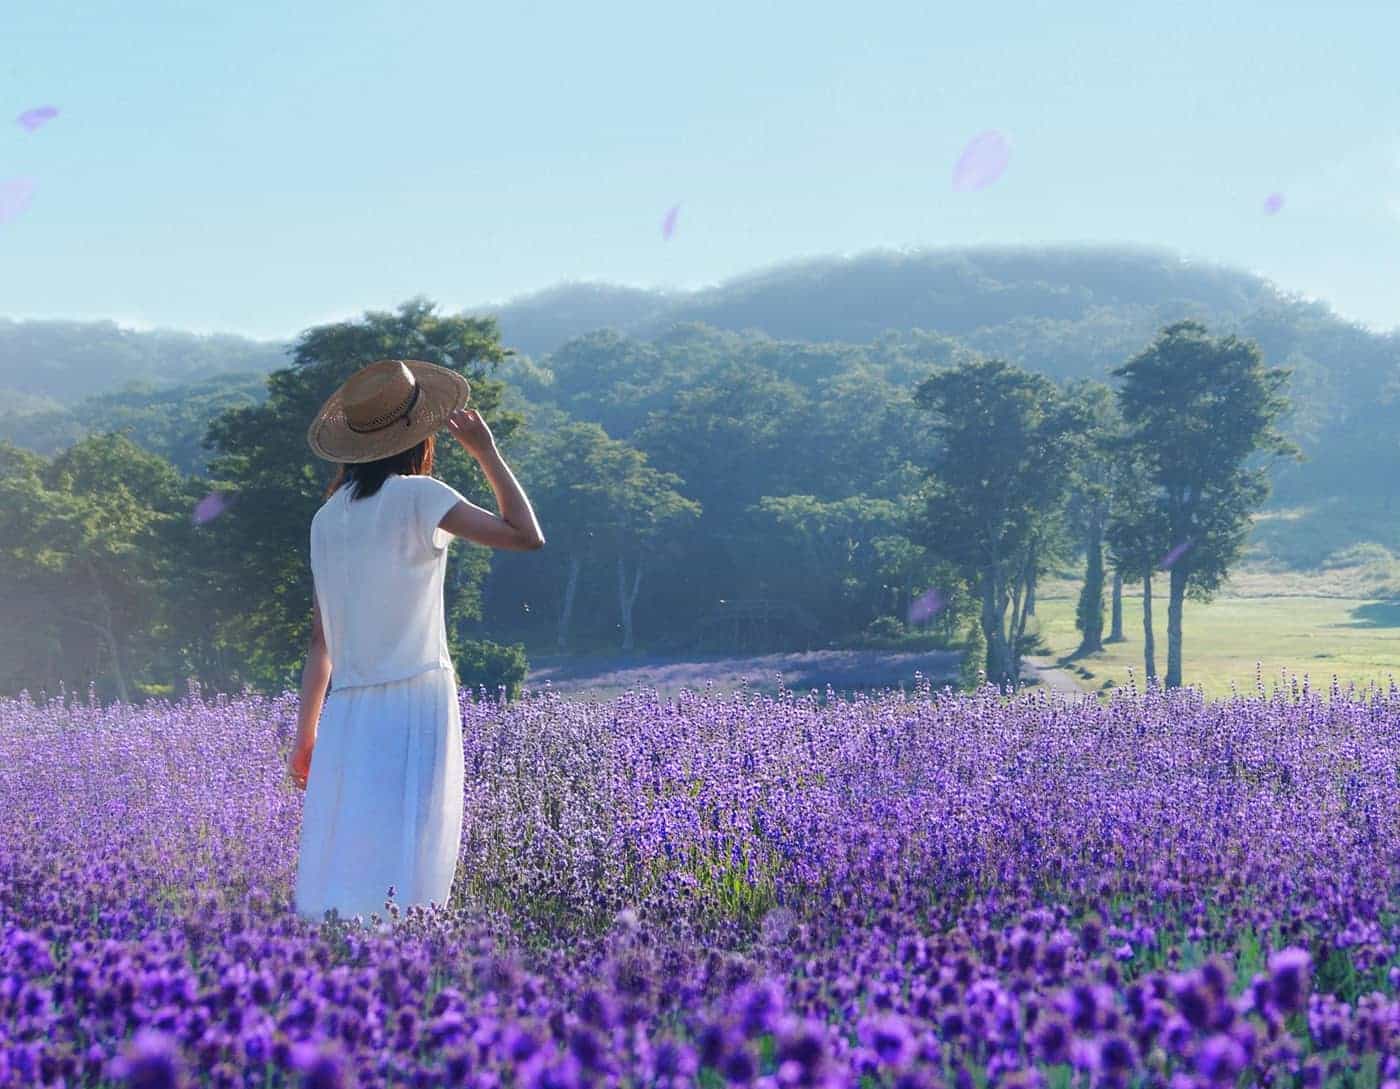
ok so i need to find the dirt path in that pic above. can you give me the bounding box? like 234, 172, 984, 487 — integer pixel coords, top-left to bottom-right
1022, 656, 1089, 697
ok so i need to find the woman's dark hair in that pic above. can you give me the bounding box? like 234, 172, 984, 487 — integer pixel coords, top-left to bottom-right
322, 435, 436, 502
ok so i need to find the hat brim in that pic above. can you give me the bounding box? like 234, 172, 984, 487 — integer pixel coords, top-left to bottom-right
307, 360, 471, 464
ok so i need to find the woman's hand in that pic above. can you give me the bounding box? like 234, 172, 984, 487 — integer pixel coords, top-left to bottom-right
445, 408, 497, 460
288, 739, 313, 791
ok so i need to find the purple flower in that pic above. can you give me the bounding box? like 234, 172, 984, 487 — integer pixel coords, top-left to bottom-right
1197, 1033, 1247, 1084
1200, 958, 1230, 999
1268, 948, 1311, 1014
1097, 1034, 1136, 1076
506, 1026, 541, 1063
733, 979, 785, 1037
567, 1026, 604, 1070
110, 1029, 180, 1089
1063, 983, 1099, 1031
304, 1053, 346, 1089
526, 1054, 583, 1089
652, 1039, 698, 1078
722, 1046, 756, 1083
775, 1019, 827, 1074
857, 1013, 914, 1069
1172, 976, 1211, 1030
578, 987, 617, 1030
1032, 1017, 1070, 1065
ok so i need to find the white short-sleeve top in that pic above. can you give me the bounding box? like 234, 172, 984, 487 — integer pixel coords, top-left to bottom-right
310, 472, 468, 691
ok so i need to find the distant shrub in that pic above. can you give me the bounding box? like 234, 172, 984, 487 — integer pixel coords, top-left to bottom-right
455, 638, 529, 702
863, 616, 906, 641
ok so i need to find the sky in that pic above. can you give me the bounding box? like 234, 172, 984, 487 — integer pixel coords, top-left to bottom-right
2, 0, 1398, 340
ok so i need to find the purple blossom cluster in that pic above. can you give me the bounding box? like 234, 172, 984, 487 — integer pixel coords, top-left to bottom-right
3, 674, 1400, 1087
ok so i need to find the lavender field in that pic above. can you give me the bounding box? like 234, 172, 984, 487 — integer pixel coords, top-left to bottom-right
3, 675, 1400, 1089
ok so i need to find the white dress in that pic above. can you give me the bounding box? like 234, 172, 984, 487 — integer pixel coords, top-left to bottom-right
294, 471, 470, 922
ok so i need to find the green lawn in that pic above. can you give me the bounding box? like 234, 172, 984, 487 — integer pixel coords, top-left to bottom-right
1031, 594, 1400, 698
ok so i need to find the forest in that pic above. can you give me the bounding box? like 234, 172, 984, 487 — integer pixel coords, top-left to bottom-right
0, 244, 1394, 703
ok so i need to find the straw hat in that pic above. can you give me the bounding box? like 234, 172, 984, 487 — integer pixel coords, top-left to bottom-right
307, 359, 471, 463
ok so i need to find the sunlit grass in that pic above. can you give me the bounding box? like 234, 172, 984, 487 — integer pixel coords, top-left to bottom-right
1032, 592, 1400, 698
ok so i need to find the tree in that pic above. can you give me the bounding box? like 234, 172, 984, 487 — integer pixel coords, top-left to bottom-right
565, 432, 701, 652
512, 417, 609, 653
751, 494, 904, 635
0, 443, 69, 696
1111, 321, 1296, 687
1065, 381, 1120, 656
509, 417, 698, 653
204, 298, 522, 692
0, 435, 187, 701
911, 360, 1083, 691
1104, 443, 1169, 683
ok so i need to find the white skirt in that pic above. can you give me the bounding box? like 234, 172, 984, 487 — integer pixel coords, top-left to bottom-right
294, 666, 464, 922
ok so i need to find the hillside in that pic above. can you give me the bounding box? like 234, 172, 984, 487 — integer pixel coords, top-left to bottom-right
4, 244, 1390, 409
3, 244, 1396, 520
0, 318, 287, 407
480, 244, 1356, 364
482, 246, 1398, 507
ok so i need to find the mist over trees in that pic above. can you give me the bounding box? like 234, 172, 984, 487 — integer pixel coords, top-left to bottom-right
7, 245, 1388, 519
0, 244, 1375, 701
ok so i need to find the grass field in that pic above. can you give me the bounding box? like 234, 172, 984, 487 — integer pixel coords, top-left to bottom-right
1032, 591, 1400, 698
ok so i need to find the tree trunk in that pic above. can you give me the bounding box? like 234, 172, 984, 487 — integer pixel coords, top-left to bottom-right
1165, 563, 1186, 689
102, 623, 131, 704
83, 558, 130, 704
1141, 569, 1157, 685
617, 553, 643, 653
1107, 568, 1125, 643
1075, 518, 1105, 655
980, 572, 1010, 691
1008, 547, 1036, 690
557, 554, 581, 652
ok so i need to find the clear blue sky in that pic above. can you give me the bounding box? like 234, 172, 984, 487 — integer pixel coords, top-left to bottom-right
3, 0, 1398, 340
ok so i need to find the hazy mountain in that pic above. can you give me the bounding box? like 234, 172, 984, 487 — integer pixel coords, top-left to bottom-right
5, 244, 1386, 403
0, 318, 288, 407
477, 244, 1331, 362
4, 245, 1396, 508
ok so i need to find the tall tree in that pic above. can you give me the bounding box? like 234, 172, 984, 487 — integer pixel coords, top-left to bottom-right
204, 298, 523, 692
0, 435, 186, 701
510, 417, 698, 653
565, 434, 700, 652
1065, 381, 1120, 657
1105, 445, 1168, 684
1112, 321, 1296, 687
911, 360, 1082, 690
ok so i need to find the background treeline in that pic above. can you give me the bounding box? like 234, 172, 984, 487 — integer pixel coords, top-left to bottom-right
0, 244, 1390, 703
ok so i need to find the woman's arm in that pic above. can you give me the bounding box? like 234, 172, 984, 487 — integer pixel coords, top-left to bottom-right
441, 409, 545, 550
289, 594, 331, 790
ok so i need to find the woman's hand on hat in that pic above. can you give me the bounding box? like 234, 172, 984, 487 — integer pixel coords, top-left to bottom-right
446, 408, 497, 459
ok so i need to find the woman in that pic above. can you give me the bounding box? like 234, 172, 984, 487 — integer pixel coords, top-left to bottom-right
289, 358, 545, 922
